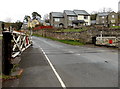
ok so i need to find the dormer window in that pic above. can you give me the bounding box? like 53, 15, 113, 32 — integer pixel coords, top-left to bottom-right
54, 18, 60, 22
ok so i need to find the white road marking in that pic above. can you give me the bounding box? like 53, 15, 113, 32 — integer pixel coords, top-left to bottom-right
76, 54, 81, 55
68, 51, 74, 53
39, 46, 66, 89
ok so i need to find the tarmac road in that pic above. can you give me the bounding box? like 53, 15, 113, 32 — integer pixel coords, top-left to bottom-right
3, 36, 119, 88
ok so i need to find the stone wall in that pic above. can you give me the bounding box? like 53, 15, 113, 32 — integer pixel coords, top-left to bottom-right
33, 28, 120, 44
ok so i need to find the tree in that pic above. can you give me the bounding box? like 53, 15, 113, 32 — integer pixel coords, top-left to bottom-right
32, 12, 41, 20
11, 21, 23, 30
15, 21, 23, 30
24, 15, 31, 22
99, 7, 113, 13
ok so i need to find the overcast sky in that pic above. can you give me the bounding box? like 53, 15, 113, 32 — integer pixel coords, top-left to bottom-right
0, 0, 119, 22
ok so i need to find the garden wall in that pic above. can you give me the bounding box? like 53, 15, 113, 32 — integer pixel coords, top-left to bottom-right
33, 28, 120, 44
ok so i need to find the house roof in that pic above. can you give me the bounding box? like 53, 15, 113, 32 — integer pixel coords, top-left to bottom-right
51, 12, 64, 17
64, 10, 76, 16
98, 12, 109, 16
73, 10, 90, 15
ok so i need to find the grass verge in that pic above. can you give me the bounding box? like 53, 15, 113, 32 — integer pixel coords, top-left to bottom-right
55, 28, 88, 32
33, 34, 85, 46
0, 36, 2, 40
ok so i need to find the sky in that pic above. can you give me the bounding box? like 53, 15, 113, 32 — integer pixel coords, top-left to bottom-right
0, 0, 119, 22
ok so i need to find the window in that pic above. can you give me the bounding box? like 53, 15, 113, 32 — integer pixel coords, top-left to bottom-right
111, 20, 115, 23
68, 17, 75, 21
112, 15, 115, 18
54, 18, 60, 22
102, 16, 105, 19
102, 21, 104, 23
84, 16, 88, 19
72, 17, 75, 20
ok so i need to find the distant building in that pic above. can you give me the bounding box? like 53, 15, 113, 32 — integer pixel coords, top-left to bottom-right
64, 10, 77, 28
96, 12, 118, 27
49, 10, 91, 28
118, 1, 120, 12
50, 12, 64, 27
96, 12, 109, 27
118, 12, 120, 26
108, 12, 118, 26
73, 10, 91, 26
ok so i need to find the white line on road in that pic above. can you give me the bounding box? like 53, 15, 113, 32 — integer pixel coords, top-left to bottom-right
76, 54, 81, 55
39, 46, 67, 89
68, 51, 74, 53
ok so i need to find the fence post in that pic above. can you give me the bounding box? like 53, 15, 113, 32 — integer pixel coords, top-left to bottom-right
2, 31, 13, 75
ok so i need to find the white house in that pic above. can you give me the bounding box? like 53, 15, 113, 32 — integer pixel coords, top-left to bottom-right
73, 10, 91, 25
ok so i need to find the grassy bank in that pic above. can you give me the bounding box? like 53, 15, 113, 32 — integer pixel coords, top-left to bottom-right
110, 26, 120, 29
33, 34, 85, 46
55, 28, 88, 32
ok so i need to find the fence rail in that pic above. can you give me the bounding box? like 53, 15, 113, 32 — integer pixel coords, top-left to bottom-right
11, 31, 32, 58
96, 36, 120, 47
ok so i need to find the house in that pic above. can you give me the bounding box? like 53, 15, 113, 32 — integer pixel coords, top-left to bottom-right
31, 19, 40, 27
108, 12, 118, 27
49, 10, 91, 28
96, 12, 118, 27
118, 1, 120, 12
73, 10, 91, 26
63, 10, 77, 28
118, 12, 120, 26
49, 12, 64, 27
96, 12, 109, 27
27, 19, 40, 28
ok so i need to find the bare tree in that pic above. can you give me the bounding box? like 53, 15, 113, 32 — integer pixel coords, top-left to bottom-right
23, 15, 31, 22
99, 7, 113, 13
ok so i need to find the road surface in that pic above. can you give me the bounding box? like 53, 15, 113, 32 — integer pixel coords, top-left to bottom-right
3, 36, 118, 88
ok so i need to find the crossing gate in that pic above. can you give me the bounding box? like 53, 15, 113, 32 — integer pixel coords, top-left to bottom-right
11, 31, 32, 58
2, 30, 32, 75
95, 31, 120, 47
96, 36, 120, 47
